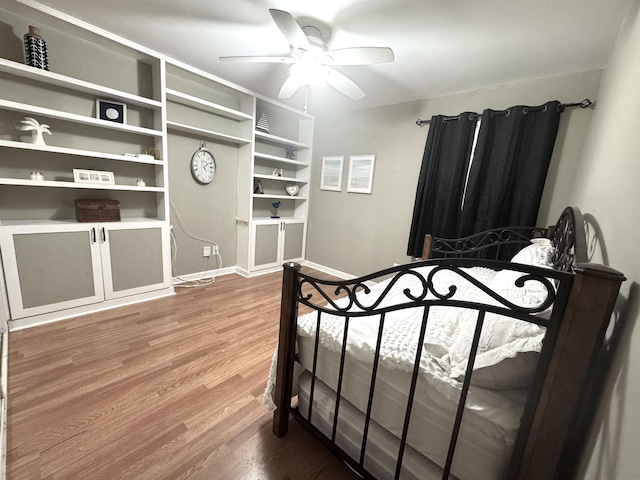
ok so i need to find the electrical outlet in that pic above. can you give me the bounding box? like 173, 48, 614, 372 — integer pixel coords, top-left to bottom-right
203, 246, 211, 257
213, 245, 219, 254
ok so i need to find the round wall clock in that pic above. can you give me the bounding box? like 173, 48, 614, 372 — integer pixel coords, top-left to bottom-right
190, 142, 216, 185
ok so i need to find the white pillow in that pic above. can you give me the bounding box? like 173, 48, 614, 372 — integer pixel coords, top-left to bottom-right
510, 242, 554, 268
447, 242, 555, 390
448, 313, 546, 389
457, 351, 539, 390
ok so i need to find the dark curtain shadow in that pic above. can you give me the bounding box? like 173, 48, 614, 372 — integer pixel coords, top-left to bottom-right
0, 21, 25, 62
557, 281, 638, 479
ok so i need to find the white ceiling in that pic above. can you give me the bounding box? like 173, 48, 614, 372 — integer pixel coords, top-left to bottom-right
34, 0, 632, 117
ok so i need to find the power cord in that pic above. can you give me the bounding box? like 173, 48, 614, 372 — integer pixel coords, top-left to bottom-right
169, 197, 221, 288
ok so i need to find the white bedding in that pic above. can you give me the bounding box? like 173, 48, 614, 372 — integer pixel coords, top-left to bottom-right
265, 244, 556, 480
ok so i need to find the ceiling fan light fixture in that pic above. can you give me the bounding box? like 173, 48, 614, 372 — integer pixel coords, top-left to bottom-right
289, 62, 330, 87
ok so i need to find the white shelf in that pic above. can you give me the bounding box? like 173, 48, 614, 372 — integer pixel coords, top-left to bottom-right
0, 178, 164, 192
253, 174, 307, 184
254, 130, 309, 149
166, 89, 252, 121
0, 139, 163, 165
254, 152, 308, 167
167, 121, 251, 145
252, 216, 306, 223
0, 217, 166, 227
0, 58, 162, 109
0, 99, 163, 137
252, 194, 307, 200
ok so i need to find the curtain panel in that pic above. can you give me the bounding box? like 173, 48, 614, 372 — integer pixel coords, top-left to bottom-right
457, 101, 561, 237
406, 113, 477, 258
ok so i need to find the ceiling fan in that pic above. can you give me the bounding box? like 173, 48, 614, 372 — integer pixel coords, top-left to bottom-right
219, 9, 394, 104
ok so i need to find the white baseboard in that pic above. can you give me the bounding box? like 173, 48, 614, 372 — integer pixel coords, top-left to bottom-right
0, 331, 7, 480
8, 288, 175, 331
172, 266, 236, 284
302, 261, 357, 280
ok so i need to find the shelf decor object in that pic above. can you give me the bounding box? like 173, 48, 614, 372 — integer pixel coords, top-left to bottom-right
75, 199, 121, 222
96, 99, 126, 123
285, 183, 299, 196
271, 201, 280, 218
73, 168, 115, 184
254, 179, 263, 194
256, 111, 270, 133
284, 145, 296, 159
23, 25, 49, 70
29, 171, 44, 181
18, 116, 51, 145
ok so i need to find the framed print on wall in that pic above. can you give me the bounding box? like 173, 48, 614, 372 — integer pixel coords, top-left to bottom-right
347, 154, 375, 194
320, 155, 344, 191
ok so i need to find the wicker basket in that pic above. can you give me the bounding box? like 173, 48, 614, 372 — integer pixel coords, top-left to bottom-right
75, 199, 121, 222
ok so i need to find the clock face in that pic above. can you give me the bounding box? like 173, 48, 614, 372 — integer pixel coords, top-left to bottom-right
191, 148, 216, 184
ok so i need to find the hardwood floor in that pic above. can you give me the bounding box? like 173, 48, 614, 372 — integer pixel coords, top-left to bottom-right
7, 268, 359, 479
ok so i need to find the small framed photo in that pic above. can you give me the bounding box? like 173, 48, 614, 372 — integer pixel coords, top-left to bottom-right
347, 155, 375, 194
320, 155, 344, 191
96, 99, 127, 124
73, 168, 115, 185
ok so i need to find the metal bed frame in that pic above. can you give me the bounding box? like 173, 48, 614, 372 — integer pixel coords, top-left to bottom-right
272, 207, 624, 480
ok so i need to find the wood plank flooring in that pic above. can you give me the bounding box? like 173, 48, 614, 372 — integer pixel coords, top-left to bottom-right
7, 268, 359, 479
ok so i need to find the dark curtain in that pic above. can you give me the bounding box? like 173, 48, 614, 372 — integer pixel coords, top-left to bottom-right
406, 113, 477, 257
457, 101, 561, 239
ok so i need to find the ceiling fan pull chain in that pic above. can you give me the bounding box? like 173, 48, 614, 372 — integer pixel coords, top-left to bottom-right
304, 86, 310, 115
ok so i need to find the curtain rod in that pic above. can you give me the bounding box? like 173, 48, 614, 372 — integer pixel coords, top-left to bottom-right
415, 98, 594, 126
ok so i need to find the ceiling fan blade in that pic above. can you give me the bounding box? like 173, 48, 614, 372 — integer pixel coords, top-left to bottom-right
269, 9, 310, 51
278, 74, 301, 99
323, 47, 395, 66
325, 68, 365, 100
219, 55, 293, 63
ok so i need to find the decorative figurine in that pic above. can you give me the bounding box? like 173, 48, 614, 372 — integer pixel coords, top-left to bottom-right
254, 179, 263, 194
256, 111, 270, 133
271, 201, 281, 218
24, 26, 49, 70
284, 145, 296, 159
285, 183, 299, 196
19, 117, 51, 145
271, 168, 283, 177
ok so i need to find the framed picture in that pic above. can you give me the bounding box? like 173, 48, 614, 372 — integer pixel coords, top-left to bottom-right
320, 155, 344, 191
73, 168, 115, 185
96, 99, 127, 124
347, 155, 376, 194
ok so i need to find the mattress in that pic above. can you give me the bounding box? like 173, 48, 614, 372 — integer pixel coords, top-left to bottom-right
298, 369, 451, 480
297, 336, 524, 480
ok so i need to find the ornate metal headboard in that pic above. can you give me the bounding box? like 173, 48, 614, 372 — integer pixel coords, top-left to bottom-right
550, 206, 588, 272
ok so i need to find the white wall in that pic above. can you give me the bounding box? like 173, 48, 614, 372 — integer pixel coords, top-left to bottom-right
570, 1, 640, 478
308, 70, 602, 277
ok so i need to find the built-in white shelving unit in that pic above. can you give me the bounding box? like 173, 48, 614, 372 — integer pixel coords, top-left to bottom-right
0, 0, 314, 324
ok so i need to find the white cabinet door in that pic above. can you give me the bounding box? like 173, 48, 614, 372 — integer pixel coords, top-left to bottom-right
0, 223, 104, 319
251, 221, 281, 271
250, 219, 306, 271
100, 222, 171, 300
282, 220, 305, 263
